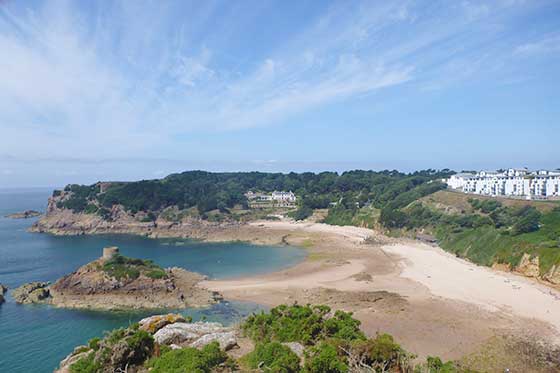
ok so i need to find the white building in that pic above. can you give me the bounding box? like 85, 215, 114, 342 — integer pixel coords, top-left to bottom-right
271, 191, 296, 203
445, 168, 560, 199
245, 190, 296, 205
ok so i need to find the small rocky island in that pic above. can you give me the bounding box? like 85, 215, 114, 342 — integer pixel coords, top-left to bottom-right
5, 210, 41, 219
12, 247, 221, 310
0, 284, 7, 304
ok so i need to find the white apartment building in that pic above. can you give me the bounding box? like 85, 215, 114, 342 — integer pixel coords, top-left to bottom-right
445, 168, 560, 199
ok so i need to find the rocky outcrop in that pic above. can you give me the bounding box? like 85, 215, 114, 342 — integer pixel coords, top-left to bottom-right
12, 282, 51, 304
57, 316, 238, 372
5, 210, 41, 219
544, 265, 560, 285
138, 313, 187, 333
0, 284, 7, 304
50, 261, 220, 310
153, 321, 238, 350
19, 248, 221, 310
516, 253, 541, 278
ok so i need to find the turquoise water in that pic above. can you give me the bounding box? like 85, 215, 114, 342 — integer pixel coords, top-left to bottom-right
0, 188, 306, 372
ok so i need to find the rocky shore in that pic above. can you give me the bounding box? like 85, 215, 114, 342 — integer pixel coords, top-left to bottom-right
5, 209, 41, 219
29, 193, 241, 239
13, 247, 222, 310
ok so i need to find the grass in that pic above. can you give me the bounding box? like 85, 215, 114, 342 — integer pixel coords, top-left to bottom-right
424, 190, 560, 213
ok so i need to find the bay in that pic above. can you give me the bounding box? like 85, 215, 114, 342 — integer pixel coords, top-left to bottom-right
0, 188, 305, 372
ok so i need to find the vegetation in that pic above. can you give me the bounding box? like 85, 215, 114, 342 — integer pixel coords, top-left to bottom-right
242, 304, 365, 345
386, 191, 560, 275
65, 303, 478, 372
52, 169, 560, 278
70, 325, 154, 373
242, 342, 301, 372
101, 254, 167, 281
146, 342, 232, 373
240, 304, 461, 372
52, 170, 452, 219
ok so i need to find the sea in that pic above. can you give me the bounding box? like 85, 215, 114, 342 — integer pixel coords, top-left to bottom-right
0, 188, 306, 372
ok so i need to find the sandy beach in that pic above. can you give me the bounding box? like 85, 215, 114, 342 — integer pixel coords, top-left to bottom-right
202, 219, 560, 363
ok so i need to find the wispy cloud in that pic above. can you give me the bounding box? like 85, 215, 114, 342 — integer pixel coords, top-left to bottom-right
514, 34, 560, 56
0, 0, 553, 164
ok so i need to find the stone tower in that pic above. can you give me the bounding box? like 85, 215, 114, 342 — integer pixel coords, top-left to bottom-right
102, 246, 119, 261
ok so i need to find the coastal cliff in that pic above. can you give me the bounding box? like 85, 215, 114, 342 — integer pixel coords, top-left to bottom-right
30, 187, 241, 238
13, 247, 221, 310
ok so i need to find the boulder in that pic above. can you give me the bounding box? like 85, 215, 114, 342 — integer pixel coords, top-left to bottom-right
153, 323, 200, 345
138, 313, 186, 333
190, 331, 237, 351
12, 282, 51, 304
152, 320, 237, 350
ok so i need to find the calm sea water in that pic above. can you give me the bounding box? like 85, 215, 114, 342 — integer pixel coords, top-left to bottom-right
0, 188, 306, 372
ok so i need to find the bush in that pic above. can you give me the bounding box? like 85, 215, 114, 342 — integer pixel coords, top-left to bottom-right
244, 342, 301, 372
379, 208, 408, 228
146, 342, 229, 373
70, 352, 100, 373
242, 304, 364, 345
88, 337, 100, 351
511, 207, 541, 235
303, 342, 348, 373
290, 206, 313, 221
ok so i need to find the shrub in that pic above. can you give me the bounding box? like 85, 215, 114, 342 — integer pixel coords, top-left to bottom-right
290, 206, 313, 221
70, 352, 100, 373
512, 207, 541, 235
242, 304, 364, 345
88, 337, 100, 351
84, 204, 99, 214
303, 342, 348, 373
146, 342, 229, 373
244, 342, 301, 372
379, 208, 408, 228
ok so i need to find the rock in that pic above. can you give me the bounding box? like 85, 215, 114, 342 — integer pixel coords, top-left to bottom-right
190, 331, 237, 351
0, 284, 7, 304
153, 323, 200, 345
544, 265, 560, 285
516, 253, 540, 278
282, 342, 305, 359
139, 313, 186, 333
5, 210, 41, 219
152, 320, 236, 350
12, 282, 51, 304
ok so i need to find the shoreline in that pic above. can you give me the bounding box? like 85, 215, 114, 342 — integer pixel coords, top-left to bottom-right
201, 220, 560, 360
29, 217, 560, 361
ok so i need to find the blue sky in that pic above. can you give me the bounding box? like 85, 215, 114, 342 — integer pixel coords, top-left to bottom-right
0, 0, 559, 187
